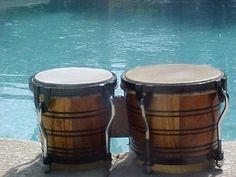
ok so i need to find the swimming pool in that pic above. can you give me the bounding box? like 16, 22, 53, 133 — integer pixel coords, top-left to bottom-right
0, 0, 236, 153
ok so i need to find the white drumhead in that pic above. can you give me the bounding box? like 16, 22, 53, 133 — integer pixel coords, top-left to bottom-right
35, 67, 113, 85
124, 64, 223, 84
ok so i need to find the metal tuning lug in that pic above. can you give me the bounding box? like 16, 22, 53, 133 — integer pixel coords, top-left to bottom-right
37, 103, 51, 173
105, 96, 116, 170
140, 96, 152, 174
215, 89, 229, 168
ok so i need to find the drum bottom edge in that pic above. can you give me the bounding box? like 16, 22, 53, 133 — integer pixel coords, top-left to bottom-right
45, 152, 108, 164
136, 159, 215, 174
131, 146, 217, 165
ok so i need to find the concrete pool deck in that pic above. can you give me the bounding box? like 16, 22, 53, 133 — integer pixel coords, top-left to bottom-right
1, 139, 236, 177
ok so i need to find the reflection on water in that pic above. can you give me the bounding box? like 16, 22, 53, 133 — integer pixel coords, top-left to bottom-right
0, 98, 37, 139
0, 0, 236, 152
0, 0, 49, 10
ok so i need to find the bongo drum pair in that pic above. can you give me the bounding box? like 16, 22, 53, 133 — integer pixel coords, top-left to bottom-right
29, 64, 229, 174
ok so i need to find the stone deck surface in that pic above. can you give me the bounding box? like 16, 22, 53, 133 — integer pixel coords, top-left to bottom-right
1, 139, 236, 177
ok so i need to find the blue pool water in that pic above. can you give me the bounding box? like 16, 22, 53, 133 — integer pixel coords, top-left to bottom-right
0, 0, 236, 153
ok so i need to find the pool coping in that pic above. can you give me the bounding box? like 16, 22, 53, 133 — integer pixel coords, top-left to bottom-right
1, 139, 236, 177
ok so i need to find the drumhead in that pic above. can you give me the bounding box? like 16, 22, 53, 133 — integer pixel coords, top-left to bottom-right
124, 64, 223, 84
121, 64, 226, 93
29, 67, 117, 98
34, 67, 114, 86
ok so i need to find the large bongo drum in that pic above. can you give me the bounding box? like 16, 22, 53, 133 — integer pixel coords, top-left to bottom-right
121, 64, 229, 173
29, 67, 117, 171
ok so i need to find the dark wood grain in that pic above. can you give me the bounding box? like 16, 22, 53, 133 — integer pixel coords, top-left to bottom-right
40, 93, 110, 163
126, 90, 221, 166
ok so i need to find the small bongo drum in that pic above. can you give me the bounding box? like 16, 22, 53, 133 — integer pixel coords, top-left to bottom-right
29, 67, 117, 172
121, 64, 229, 173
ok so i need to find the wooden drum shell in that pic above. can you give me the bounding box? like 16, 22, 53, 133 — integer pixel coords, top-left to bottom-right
39, 93, 110, 164
126, 90, 221, 164
29, 67, 117, 167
